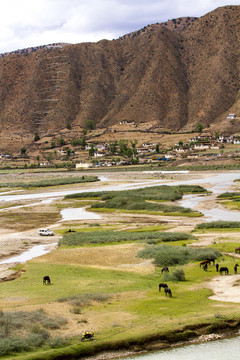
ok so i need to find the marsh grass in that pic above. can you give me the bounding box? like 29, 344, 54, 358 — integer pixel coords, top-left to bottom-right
65, 185, 207, 201
89, 207, 202, 217
65, 185, 205, 216
217, 192, 240, 199
195, 221, 240, 229
0, 176, 99, 189
59, 230, 195, 247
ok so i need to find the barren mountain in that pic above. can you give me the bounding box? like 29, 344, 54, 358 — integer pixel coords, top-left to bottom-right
0, 5, 240, 152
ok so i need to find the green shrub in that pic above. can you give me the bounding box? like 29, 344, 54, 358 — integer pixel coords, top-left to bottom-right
138, 245, 221, 267
59, 230, 195, 247
0, 309, 67, 356
217, 192, 240, 199
48, 336, 70, 348
196, 221, 240, 229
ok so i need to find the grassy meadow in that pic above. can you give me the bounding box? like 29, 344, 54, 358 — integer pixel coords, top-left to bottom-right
1, 223, 240, 359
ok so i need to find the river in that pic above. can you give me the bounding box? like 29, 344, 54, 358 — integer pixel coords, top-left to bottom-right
123, 335, 240, 360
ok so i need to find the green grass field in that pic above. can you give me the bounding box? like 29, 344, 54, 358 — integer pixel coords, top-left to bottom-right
1, 235, 240, 359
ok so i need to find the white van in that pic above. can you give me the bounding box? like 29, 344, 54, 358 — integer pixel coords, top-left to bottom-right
38, 228, 54, 236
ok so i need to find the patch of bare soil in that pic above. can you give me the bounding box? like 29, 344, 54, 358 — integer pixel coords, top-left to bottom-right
207, 274, 240, 303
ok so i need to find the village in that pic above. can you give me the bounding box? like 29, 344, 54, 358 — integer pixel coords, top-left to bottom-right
0, 116, 240, 169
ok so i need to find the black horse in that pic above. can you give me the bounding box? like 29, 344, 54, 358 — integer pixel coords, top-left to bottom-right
234, 264, 239, 274
43, 276, 51, 285
161, 266, 169, 273
206, 257, 215, 265
200, 260, 211, 267
219, 267, 229, 275
159, 283, 168, 292
203, 263, 208, 271
164, 287, 172, 297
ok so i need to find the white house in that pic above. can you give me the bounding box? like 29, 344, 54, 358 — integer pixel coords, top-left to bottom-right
76, 162, 92, 169
193, 143, 210, 150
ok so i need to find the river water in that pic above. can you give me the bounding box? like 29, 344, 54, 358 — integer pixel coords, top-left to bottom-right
123, 336, 240, 360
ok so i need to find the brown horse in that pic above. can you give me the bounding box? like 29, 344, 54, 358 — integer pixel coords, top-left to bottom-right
235, 247, 240, 254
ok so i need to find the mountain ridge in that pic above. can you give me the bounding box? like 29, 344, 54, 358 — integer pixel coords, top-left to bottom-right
0, 5, 240, 152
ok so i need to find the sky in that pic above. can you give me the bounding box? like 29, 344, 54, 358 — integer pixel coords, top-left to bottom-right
0, 0, 240, 53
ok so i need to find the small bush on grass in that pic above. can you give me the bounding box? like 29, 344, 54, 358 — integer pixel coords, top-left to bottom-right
163, 268, 186, 281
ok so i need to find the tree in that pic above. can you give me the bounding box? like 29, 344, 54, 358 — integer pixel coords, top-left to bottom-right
89, 144, 96, 156
155, 144, 160, 153
110, 141, 118, 154
34, 133, 40, 142
58, 138, 66, 146
118, 139, 128, 155
85, 119, 96, 130
130, 139, 138, 156
196, 123, 203, 132
20, 147, 26, 156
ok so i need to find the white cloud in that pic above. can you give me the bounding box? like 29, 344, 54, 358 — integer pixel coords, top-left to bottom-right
0, 0, 239, 53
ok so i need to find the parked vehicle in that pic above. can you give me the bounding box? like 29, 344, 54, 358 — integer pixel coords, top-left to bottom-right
38, 228, 54, 236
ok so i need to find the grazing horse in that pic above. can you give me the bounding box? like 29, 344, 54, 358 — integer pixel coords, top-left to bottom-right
234, 264, 239, 274
206, 257, 215, 265
159, 283, 168, 292
235, 247, 240, 254
220, 267, 229, 275
164, 287, 172, 297
203, 263, 208, 271
161, 266, 169, 273
200, 260, 211, 268
43, 276, 51, 285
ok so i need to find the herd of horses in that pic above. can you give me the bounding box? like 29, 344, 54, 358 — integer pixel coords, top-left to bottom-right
43, 253, 240, 298
158, 256, 239, 298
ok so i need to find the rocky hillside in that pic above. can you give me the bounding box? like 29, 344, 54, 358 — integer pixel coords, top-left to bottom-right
0, 5, 240, 152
